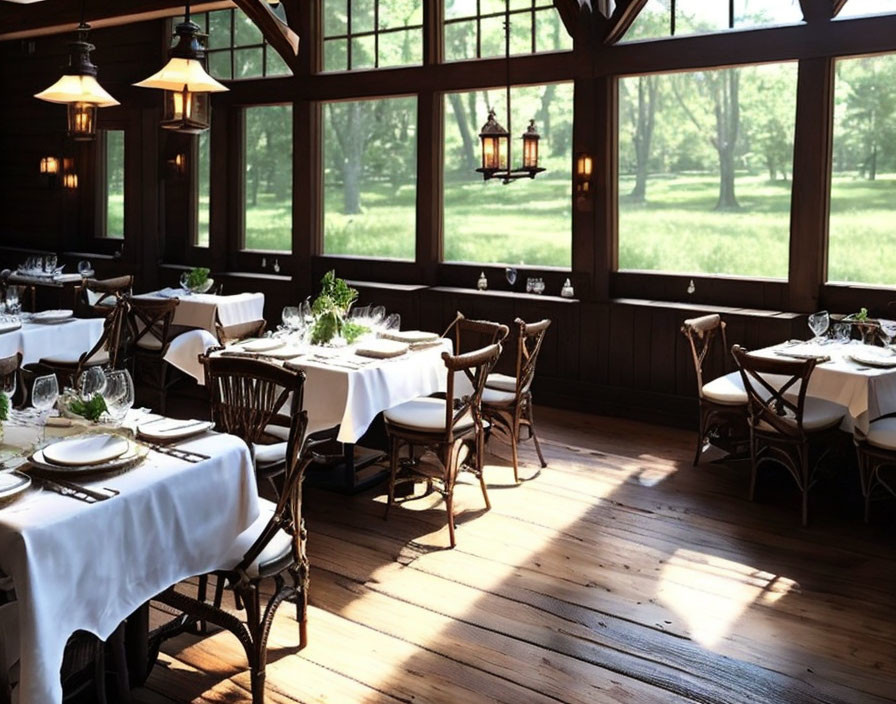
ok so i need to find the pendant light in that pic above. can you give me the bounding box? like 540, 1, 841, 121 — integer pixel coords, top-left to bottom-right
34, 5, 119, 141
476, 2, 545, 184
134, 1, 228, 133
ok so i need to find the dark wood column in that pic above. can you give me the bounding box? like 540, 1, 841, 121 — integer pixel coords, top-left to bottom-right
591, 74, 617, 302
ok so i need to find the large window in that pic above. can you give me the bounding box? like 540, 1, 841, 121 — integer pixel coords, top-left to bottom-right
443, 83, 572, 267
444, 0, 570, 61
322, 0, 423, 71
617, 64, 797, 278
624, 0, 803, 41
243, 105, 292, 252
322, 96, 417, 259
101, 130, 125, 239
836, 0, 896, 20
828, 53, 896, 285
182, 8, 291, 80
196, 130, 210, 247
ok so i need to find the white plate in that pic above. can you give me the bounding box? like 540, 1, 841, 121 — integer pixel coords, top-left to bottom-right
30, 441, 145, 476
239, 338, 285, 353
136, 418, 214, 442
355, 339, 409, 358
380, 330, 440, 344
43, 434, 130, 466
31, 309, 73, 324
0, 320, 21, 334
262, 345, 306, 359
848, 351, 896, 368
0, 471, 31, 506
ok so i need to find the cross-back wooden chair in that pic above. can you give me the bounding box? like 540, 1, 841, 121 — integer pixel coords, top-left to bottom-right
36, 296, 128, 390
681, 313, 751, 466
384, 337, 506, 548
127, 297, 181, 414
853, 415, 896, 523
75, 275, 133, 318
482, 317, 551, 482
155, 398, 322, 704
731, 345, 846, 526
442, 311, 507, 354
200, 353, 303, 496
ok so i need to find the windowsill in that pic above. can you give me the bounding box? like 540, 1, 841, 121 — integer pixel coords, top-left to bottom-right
431, 286, 578, 304
611, 297, 801, 319
346, 280, 428, 292
221, 271, 293, 282
61, 251, 117, 261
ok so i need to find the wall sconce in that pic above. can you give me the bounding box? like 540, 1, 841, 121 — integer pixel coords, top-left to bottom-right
167, 152, 186, 176
575, 152, 593, 211
63, 172, 79, 189
39, 156, 60, 175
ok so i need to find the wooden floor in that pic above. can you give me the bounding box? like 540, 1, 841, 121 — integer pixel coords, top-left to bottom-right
133, 408, 896, 704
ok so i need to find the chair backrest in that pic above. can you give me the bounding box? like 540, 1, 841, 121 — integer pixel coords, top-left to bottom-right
731, 345, 814, 439
77, 275, 133, 316
127, 297, 180, 353
200, 353, 305, 447
510, 317, 551, 395
443, 337, 506, 439
75, 296, 128, 379
442, 311, 508, 355
681, 313, 728, 396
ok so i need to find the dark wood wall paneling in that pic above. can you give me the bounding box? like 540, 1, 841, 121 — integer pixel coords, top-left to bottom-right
2, 2, 895, 429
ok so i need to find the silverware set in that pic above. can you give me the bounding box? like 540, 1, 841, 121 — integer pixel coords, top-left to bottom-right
40, 477, 119, 503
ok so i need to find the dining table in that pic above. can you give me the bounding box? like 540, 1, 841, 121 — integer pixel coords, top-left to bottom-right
134, 288, 265, 336
753, 339, 896, 433
0, 421, 259, 704
0, 316, 104, 366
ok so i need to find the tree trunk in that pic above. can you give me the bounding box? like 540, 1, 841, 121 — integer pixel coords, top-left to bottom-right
630, 76, 658, 203
341, 102, 365, 214
713, 70, 740, 210
449, 92, 477, 170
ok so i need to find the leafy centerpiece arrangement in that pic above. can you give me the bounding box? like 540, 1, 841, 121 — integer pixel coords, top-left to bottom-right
180, 266, 214, 294
60, 390, 107, 422
309, 271, 368, 345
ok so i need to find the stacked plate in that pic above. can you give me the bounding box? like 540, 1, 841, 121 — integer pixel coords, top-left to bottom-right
380, 330, 440, 345
355, 339, 410, 359
31, 309, 73, 324
0, 318, 21, 334
136, 417, 214, 442
0, 471, 31, 507
29, 434, 146, 476
847, 348, 896, 368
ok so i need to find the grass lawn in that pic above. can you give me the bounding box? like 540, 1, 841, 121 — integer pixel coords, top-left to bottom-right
218, 170, 896, 286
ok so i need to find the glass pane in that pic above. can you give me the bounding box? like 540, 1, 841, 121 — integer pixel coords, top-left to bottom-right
378, 29, 422, 66
104, 130, 125, 240
378, 0, 423, 29
445, 19, 477, 61
510, 0, 533, 10
535, 9, 572, 52
734, 0, 804, 27
244, 105, 293, 252
837, 0, 896, 18
350, 35, 376, 69
443, 83, 573, 267
445, 0, 478, 20
351, 0, 376, 33
324, 0, 348, 35
676, 0, 729, 34
829, 53, 896, 284
235, 47, 264, 79
207, 9, 231, 50
265, 47, 292, 76
617, 64, 797, 278
234, 10, 263, 46
196, 130, 210, 248
480, 14, 505, 57
208, 50, 232, 80
324, 38, 349, 71
623, 0, 671, 41
481, 0, 506, 15
323, 97, 417, 259
509, 11, 532, 55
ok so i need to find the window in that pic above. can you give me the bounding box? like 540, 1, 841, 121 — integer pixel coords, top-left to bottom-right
101, 130, 125, 239
623, 0, 803, 42
322, 96, 417, 259
322, 0, 423, 72
196, 130, 210, 247
836, 0, 896, 19
243, 105, 293, 252
443, 83, 573, 267
828, 53, 896, 285
444, 0, 570, 62
181, 8, 291, 80
617, 63, 797, 278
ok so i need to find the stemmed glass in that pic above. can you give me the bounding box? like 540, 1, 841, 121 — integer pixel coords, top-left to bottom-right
879, 319, 896, 348
1, 372, 16, 407
179, 271, 191, 293
77, 260, 93, 278
80, 367, 107, 400
103, 370, 134, 424
282, 306, 301, 330
32, 374, 59, 440
808, 310, 830, 343
505, 267, 517, 288
5, 286, 20, 316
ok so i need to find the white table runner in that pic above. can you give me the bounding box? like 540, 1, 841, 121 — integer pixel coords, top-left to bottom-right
0, 318, 104, 366
0, 432, 258, 704
135, 290, 265, 335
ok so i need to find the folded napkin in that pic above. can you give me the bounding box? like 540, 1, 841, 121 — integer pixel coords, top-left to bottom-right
53, 273, 83, 283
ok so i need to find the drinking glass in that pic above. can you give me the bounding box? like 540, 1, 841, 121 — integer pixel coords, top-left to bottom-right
526, 277, 536, 293
77, 260, 93, 277
807, 310, 829, 342
505, 267, 517, 287
1, 371, 16, 405
44, 255, 57, 273
80, 367, 107, 399
5, 286, 19, 316
832, 322, 851, 344
32, 374, 59, 439
879, 319, 896, 347
282, 306, 301, 330
179, 271, 191, 292
103, 370, 134, 423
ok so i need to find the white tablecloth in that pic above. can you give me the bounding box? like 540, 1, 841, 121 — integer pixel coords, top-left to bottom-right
135, 290, 265, 335
754, 341, 896, 433
0, 319, 104, 366
0, 431, 258, 704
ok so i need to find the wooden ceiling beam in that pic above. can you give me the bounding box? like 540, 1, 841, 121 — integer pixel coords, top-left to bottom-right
602, 0, 648, 45
831, 0, 849, 18
553, 0, 580, 38
231, 0, 300, 73
799, 0, 834, 22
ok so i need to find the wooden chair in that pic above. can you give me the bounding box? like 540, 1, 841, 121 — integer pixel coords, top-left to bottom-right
36, 296, 128, 390
482, 317, 551, 483
75, 275, 133, 318
442, 310, 508, 354
216, 318, 266, 345
853, 415, 896, 523
127, 297, 181, 415
383, 338, 506, 548
200, 353, 302, 496
731, 345, 846, 526
155, 386, 317, 704
681, 313, 751, 466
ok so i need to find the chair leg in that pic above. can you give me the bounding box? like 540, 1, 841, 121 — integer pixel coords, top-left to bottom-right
384, 436, 399, 520
748, 429, 759, 502
445, 446, 458, 549
693, 407, 706, 467
476, 431, 491, 511
510, 412, 521, 484
800, 447, 810, 527
107, 622, 132, 704
527, 402, 547, 469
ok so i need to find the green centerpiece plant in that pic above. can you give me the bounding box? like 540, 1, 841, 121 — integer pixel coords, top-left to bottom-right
186, 267, 212, 293
309, 271, 368, 345
0, 391, 8, 442
61, 390, 107, 422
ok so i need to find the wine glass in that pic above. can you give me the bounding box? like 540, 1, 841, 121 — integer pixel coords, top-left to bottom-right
5, 286, 19, 316
103, 370, 134, 423
1, 371, 16, 407
832, 322, 851, 344
179, 271, 191, 293
77, 260, 93, 277
79, 367, 107, 400
281, 306, 301, 330
807, 310, 830, 342
879, 319, 896, 348
32, 374, 59, 440
44, 255, 57, 274
505, 267, 517, 287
